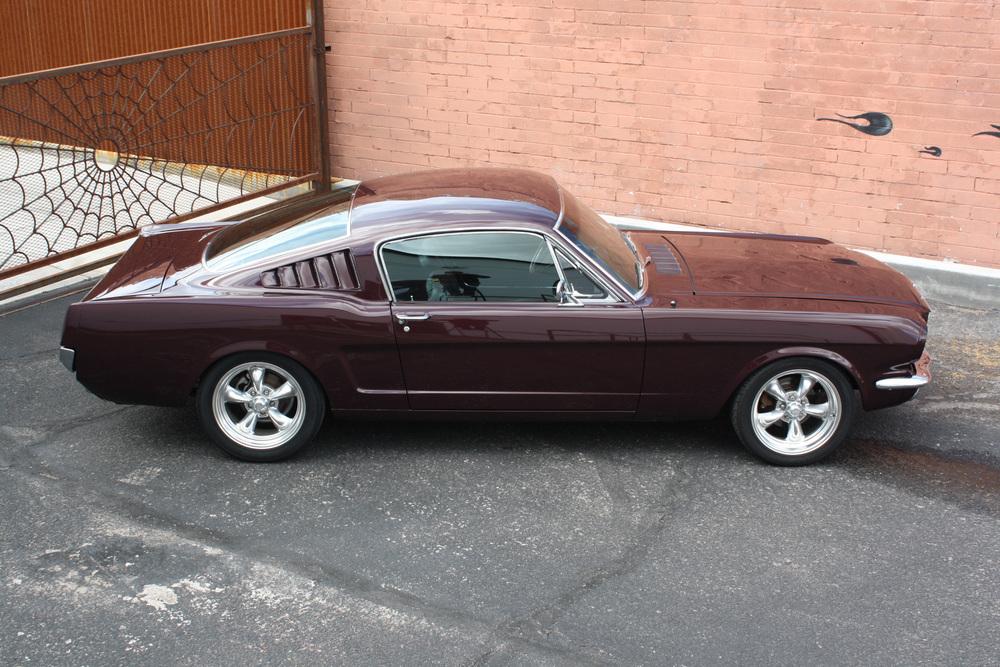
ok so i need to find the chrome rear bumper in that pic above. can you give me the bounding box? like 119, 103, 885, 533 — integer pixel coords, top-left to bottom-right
59, 346, 75, 372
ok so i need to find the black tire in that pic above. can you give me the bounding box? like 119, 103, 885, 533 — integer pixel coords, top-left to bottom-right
196, 352, 325, 462
730, 357, 857, 466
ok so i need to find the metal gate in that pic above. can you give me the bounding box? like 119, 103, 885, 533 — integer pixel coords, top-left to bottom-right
0, 0, 329, 286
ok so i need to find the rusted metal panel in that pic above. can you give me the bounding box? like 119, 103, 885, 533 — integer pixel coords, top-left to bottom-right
0, 1, 329, 279
0, 0, 307, 77
0, 0, 314, 172
0, 28, 315, 172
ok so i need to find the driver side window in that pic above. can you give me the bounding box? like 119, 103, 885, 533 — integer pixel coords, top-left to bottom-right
382, 231, 561, 303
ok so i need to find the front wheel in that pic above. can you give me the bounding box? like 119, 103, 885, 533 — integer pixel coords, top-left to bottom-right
730, 358, 857, 466
197, 353, 325, 462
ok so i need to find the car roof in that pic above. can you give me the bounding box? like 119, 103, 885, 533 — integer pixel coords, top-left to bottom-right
348, 168, 563, 236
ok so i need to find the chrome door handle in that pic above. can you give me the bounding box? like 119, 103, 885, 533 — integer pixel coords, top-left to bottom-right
396, 313, 430, 323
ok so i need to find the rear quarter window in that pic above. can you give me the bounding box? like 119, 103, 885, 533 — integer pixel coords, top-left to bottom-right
206, 195, 353, 272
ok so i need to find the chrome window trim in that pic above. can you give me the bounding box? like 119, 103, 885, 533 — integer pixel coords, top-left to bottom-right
201, 213, 352, 275
201, 182, 360, 275
375, 227, 628, 305
547, 241, 621, 304
553, 181, 566, 229
551, 223, 640, 301
551, 186, 647, 301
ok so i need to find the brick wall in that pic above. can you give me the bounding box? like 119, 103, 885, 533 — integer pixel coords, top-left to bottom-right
324, 0, 1000, 266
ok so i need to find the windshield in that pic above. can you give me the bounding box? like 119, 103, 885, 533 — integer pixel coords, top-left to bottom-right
559, 190, 642, 293
206, 196, 353, 272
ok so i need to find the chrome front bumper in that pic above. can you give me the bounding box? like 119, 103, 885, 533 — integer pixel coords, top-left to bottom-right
875, 351, 931, 390
59, 346, 75, 372
875, 375, 929, 390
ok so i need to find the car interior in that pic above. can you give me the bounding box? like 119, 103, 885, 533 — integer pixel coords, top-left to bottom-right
382, 231, 606, 303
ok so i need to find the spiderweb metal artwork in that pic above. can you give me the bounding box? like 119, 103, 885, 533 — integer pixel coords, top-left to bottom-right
0, 28, 320, 277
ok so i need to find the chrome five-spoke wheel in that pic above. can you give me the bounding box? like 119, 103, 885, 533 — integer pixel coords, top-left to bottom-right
731, 358, 856, 465
750, 369, 841, 456
212, 362, 306, 449
198, 354, 325, 461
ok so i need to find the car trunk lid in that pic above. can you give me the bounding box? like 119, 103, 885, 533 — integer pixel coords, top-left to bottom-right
84, 222, 232, 301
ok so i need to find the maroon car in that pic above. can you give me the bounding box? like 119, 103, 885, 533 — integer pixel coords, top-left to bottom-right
60, 168, 930, 465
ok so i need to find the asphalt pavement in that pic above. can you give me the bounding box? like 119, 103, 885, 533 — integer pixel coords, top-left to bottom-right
0, 290, 997, 666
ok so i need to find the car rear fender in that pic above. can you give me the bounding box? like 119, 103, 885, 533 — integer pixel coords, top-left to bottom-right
193, 346, 330, 409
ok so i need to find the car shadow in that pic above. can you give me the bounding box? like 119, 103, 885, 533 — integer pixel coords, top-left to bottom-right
135, 407, 1000, 519
302, 414, 744, 462
832, 437, 1000, 517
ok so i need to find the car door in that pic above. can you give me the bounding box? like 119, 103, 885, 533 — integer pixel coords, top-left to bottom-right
380, 229, 645, 412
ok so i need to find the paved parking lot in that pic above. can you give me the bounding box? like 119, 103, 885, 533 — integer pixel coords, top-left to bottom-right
1, 290, 998, 665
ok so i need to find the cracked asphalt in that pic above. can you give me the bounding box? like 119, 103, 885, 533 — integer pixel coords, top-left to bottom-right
1, 290, 998, 665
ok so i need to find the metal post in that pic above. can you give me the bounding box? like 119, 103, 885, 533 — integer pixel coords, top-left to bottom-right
307, 0, 332, 192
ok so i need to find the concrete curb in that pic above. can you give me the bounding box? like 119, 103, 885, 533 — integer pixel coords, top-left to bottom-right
875, 259, 1000, 310
0, 276, 98, 317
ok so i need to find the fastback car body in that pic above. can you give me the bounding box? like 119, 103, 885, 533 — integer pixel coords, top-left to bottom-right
60, 168, 930, 464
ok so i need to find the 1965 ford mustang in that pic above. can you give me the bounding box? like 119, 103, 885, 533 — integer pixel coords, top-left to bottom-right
60, 168, 930, 465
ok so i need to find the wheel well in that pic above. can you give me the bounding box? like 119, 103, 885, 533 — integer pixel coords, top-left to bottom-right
724, 353, 860, 414
191, 350, 330, 410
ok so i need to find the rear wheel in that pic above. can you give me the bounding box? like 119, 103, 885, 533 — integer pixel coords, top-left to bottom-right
731, 358, 857, 465
197, 353, 324, 462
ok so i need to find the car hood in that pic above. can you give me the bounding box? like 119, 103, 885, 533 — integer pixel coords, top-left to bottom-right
630, 230, 928, 311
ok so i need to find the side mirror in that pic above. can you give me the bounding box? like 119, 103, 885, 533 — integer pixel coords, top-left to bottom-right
556, 279, 583, 307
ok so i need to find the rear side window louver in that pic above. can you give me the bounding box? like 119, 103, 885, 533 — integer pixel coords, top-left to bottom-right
260, 250, 359, 290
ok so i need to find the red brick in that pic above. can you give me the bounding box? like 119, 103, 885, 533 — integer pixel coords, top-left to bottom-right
324, 0, 1000, 266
